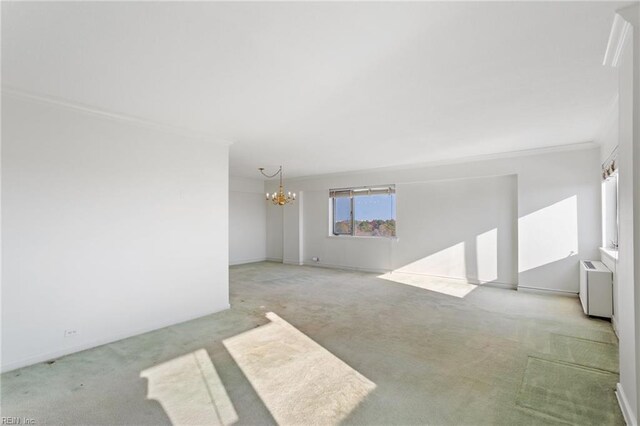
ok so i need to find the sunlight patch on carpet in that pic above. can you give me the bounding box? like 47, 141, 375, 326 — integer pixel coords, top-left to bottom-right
141, 349, 238, 425
378, 272, 477, 298
223, 312, 375, 425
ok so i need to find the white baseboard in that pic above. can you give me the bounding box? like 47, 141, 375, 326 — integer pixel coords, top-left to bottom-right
477, 281, 517, 290
283, 260, 304, 266
265, 257, 283, 263
229, 257, 267, 266
388, 271, 517, 290
1, 304, 231, 373
302, 261, 388, 274
612, 315, 619, 338
616, 382, 637, 426
517, 285, 579, 298
302, 262, 520, 288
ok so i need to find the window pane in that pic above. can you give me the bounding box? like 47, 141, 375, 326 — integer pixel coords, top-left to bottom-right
354, 194, 396, 237
333, 197, 352, 235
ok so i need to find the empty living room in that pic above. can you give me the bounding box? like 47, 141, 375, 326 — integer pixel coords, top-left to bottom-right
2, 1, 640, 425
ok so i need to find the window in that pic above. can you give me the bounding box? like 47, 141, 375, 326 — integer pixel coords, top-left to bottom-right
333, 196, 352, 235
602, 172, 619, 249
330, 186, 396, 237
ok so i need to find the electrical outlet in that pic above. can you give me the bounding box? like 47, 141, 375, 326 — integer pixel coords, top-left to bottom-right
64, 329, 78, 338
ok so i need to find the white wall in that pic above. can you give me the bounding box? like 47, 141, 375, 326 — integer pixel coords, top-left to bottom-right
301, 175, 517, 285
597, 99, 619, 164
266, 202, 284, 262
632, 19, 640, 426
393, 176, 517, 285
267, 145, 601, 293
229, 177, 266, 265
613, 6, 639, 424
283, 193, 304, 265
1, 94, 230, 372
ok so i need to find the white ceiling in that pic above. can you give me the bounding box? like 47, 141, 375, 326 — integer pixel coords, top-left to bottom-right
1, 2, 626, 178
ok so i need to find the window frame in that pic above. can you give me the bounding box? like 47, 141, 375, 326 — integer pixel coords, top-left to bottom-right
330, 185, 396, 238
332, 196, 354, 236
602, 171, 619, 249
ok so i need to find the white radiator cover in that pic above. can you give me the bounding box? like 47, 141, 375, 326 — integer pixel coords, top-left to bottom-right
579, 260, 613, 318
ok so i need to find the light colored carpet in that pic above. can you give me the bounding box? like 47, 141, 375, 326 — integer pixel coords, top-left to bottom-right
517, 357, 620, 424
1, 262, 623, 425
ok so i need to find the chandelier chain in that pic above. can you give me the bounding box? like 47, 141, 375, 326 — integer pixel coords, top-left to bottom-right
258, 167, 282, 179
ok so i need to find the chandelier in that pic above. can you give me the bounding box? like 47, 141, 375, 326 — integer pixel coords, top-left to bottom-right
259, 166, 296, 206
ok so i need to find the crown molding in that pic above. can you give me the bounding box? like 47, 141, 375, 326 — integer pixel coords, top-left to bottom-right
603, 13, 632, 68
1, 86, 234, 146
287, 141, 599, 183
619, 3, 640, 28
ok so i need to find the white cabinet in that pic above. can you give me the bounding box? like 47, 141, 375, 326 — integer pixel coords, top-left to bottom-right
579, 260, 613, 318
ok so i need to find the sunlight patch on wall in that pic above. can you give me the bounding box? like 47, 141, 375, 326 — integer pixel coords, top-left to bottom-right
395, 242, 467, 279
140, 349, 238, 426
518, 195, 578, 272
476, 228, 498, 282
378, 272, 477, 298
223, 312, 375, 425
